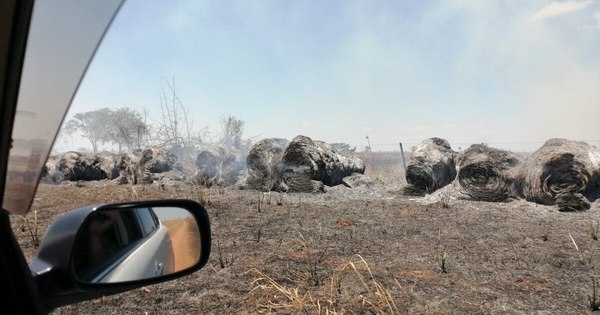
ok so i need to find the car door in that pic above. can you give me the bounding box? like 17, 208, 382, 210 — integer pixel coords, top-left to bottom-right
96, 207, 174, 283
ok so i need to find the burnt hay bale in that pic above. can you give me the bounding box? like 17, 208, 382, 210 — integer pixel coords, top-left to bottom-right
114, 150, 138, 184
244, 138, 289, 191
142, 147, 176, 173
219, 149, 246, 184
274, 135, 365, 192
40, 155, 60, 184
193, 148, 246, 187
56, 151, 117, 181
456, 144, 522, 202
195, 149, 219, 177
405, 137, 457, 194
341, 173, 384, 191
114, 148, 175, 185
516, 138, 600, 211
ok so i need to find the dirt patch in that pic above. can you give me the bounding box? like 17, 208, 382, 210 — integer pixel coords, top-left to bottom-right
163, 218, 201, 271
399, 269, 439, 282
496, 276, 552, 293
335, 219, 355, 226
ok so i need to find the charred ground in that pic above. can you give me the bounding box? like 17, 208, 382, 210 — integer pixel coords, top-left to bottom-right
11, 152, 600, 314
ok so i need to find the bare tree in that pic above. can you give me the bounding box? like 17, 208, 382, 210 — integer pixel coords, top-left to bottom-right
155, 76, 194, 150
150, 76, 209, 168
109, 107, 149, 151
219, 115, 246, 150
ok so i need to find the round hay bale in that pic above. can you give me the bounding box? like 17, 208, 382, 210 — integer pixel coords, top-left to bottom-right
245, 138, 289, 191
517, 138, 600, 211
405, 137, 457, 194
40, 155, 59, 184
456, 144, 522, 202
114, 150, 139, 184
141, 147, 175, 173
56, 151, 116, 181
193, 147, 246, 186
275, 135, 365, 192
195, 149, 219, 178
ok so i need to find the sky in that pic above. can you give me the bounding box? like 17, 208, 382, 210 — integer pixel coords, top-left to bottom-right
58, 0, 600, 152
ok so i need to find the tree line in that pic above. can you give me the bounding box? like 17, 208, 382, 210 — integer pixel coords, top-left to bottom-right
64, 107, 148, 153
63, 107, 247, 154
62, 77, 249, 154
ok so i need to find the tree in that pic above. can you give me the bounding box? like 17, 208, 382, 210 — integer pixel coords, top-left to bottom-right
155, 76, 194, 151
64, 108, 113, 153
109, 108, 148, 151
64, 107, 149, 152
219, 115, 246, 150
330, 143, 356, 153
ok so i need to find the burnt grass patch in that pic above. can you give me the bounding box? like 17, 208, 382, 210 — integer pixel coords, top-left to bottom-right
10, 181, 600, 314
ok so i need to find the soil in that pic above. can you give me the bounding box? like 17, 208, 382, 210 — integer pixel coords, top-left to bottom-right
164, 218, 201, 271
11, 179, 600, 314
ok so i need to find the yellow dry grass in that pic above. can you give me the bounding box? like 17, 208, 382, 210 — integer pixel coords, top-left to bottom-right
246, 255, 400, 314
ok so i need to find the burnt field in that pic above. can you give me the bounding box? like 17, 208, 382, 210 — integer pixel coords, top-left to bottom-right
11, 151, 600, 314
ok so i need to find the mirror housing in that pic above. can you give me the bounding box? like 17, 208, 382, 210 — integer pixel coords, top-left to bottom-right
28, 199, 210, 312
73, 205, 202, 284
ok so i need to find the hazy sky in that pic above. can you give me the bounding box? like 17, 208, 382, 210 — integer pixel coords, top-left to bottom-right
60, 0, 600, 152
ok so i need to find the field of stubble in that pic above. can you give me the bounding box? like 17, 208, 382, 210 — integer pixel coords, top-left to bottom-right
11, 152, 600, 314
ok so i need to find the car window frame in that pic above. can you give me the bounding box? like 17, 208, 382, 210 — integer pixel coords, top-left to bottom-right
134, 207, 159, 237
0, 1, 45, 313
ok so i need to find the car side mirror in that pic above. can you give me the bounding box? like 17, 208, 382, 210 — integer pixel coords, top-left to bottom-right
29, 199, 210, 312
73, 205, 203, 284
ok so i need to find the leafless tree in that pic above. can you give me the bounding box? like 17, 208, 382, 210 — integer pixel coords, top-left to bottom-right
219, 115, 247, 150
153, 76, 208, 154
156, 76, 191, 149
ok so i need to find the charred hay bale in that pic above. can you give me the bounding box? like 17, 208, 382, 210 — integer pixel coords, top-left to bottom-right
192, 149, 220, 186
114, 151, 139, 184
56, 151, 117, 181
101, 153, 120, 179
456, 144, 522, 202
173, 151, 198, 174
275, 135, 365, 192
193, 148, 246, 186
220, 149, 246, 184
114, 148, 174, 184
40, 155, 60, 184
341, 173, 384, 191
517, 138, 600, 211
405, 137, 457, 194
244, 138, 289, 191
141, 148, 176, 173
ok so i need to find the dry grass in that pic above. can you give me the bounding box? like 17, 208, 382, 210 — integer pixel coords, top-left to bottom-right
338, 255, 400, 314
14, 209, 40, 247
438, 189, 452, 208
346, 151, 407, 185
247, 268, 319, 313
247, 255, 400, 315
589, 221, 600, 241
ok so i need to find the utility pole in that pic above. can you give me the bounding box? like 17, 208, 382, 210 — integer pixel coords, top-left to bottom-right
399, 142, 407, 170
366, 135, 373, 160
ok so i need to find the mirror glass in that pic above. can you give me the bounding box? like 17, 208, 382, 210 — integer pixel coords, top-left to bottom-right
73, 206, 201, 284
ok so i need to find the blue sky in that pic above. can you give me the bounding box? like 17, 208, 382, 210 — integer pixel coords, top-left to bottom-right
61, 0, 600, 152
